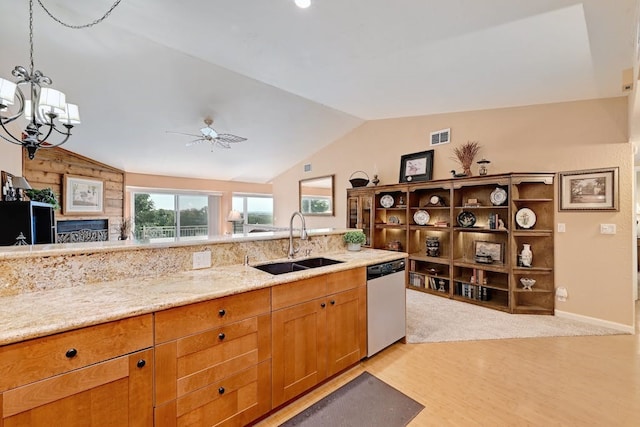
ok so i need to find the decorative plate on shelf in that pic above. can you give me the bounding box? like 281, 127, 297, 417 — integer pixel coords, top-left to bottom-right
428, 195, 445, 206
413, 210, 430, 225
515, 207, 536, 229
490, 187, 507, 206
456, 211, 476, 227
380, 195, 394, 208
387, 215, 401, 225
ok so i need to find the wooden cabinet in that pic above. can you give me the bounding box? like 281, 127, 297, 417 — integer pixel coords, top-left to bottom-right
510, 174, 555, 314
347, 189, 374, 246
0, 315, 154, 426
271, 268, 366, 408
0, 201, 55, 245
348, 173, 555, 314
154, 288, 272, 427
372, 186, 409, 251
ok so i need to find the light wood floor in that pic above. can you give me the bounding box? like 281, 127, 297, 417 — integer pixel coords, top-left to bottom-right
256, 301, 640, 426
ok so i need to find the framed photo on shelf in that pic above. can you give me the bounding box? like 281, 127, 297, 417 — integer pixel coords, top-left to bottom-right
558, 167, 619, 211
63, 175, 105, 215
398, 150, 434, 183
474, 240, 504, 264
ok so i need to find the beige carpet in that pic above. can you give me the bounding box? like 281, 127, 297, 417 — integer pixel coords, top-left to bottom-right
406, 289, 626, 343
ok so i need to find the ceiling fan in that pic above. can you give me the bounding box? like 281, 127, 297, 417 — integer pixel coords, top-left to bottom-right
167, 117, 247, 149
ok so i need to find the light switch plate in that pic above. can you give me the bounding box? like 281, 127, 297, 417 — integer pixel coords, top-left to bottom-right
600, 224, 616, 235
192, 251, 211, 269
557, 223, 566, 233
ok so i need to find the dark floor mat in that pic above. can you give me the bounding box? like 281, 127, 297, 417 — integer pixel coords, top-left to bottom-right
279, 371, 424, 427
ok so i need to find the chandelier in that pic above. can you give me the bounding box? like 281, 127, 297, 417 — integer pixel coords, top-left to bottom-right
0, 0, 121, 160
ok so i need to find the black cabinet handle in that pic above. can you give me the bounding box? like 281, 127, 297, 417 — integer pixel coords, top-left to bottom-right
137, 359, 146, 368
218, 387, 225, 395
330, 300, 336, 305
218, 333, 225, 340
218, 309, 226, 317
320, 303, 326, 308
65, 348, 78, 358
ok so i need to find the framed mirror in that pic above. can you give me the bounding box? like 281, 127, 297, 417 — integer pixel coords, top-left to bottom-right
299, 175, 334, 216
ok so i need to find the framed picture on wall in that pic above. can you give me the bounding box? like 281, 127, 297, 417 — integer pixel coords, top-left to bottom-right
399, 150, 434, 183
558, 167, 619, 211
63, 175, 105, 215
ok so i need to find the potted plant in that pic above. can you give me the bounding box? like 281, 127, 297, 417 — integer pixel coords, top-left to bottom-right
24, 188, 60, 209
343, 230, 367, 251
119, 218, 132, 240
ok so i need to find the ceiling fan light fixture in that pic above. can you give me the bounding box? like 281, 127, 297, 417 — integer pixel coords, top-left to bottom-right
295, 0, 311, 9
201, 126, 218, 138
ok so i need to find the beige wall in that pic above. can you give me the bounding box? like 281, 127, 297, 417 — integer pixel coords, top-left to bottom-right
0, 142, 21, 176
126, 172, 272, 234
272, 97, 635, 328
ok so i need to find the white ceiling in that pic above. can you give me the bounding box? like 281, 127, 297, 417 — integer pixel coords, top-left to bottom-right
0, 0, 637, 182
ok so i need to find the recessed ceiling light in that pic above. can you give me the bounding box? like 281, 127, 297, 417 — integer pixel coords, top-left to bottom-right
295, 0, 311, 9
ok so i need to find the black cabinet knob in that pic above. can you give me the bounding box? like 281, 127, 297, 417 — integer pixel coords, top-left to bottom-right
65, 348, 78, 358
218, 333, 225, 340
137, 359, 146, 368
218, 387, 225, 395
330, 300, 336, 305
320, 303, 326, 308
218, 309, 226, 317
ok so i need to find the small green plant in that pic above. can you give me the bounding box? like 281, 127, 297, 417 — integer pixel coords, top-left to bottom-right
343, 231, 366, 245
25, 188, 60, 209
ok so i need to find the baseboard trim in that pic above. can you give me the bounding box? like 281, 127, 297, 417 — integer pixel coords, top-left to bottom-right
554, 310, 635, 334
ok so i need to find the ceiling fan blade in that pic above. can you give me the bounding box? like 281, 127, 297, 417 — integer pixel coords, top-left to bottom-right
166, 131, 203, 138
216, 134, 247, 144
185, 138, 206, 147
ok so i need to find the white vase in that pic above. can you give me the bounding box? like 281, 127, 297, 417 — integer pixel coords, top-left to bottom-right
347, 243, 361, 251
520, 244, 533, 267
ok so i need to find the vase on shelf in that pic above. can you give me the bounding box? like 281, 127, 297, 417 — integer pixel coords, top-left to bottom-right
520, 244, 533, 267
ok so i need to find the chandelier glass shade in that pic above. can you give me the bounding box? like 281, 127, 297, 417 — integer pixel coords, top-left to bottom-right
0, 0, 80, 160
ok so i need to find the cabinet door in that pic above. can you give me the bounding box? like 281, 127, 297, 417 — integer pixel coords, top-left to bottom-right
1, 348, 153, 426
326, 286, 367, 377
271, 298, 327, 408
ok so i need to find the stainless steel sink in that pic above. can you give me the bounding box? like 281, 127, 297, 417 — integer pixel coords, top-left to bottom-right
253, 257, 343, 275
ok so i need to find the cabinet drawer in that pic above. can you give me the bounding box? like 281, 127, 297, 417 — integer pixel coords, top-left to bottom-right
155, 288, 271, 343
271, 275, 326, 310
177, 360, 271, 427
0, 314, 153, 392
326, 267, 366, 294
155, 314, 271, 405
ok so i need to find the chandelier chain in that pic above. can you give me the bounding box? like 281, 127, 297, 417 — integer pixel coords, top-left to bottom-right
36, 0, 123, 29
29, 0, 34, 73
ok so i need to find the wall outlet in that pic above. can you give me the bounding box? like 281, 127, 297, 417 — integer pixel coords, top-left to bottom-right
192, 251, 211, 269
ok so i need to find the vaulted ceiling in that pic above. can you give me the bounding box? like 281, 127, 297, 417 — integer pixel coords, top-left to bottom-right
0, 0, 637, 182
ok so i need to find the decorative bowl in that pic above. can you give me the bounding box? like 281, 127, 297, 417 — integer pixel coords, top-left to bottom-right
520, 278, 536, 290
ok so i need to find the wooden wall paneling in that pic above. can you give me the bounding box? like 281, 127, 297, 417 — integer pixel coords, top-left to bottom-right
22, 147, 125, 241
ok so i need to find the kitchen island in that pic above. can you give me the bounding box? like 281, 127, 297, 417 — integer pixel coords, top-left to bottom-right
0, 229, 407, 426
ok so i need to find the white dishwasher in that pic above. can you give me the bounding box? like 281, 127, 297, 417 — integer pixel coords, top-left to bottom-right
367, 259, 406, 357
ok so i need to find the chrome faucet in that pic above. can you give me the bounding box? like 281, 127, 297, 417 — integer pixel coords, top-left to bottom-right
288, 211, 309, 259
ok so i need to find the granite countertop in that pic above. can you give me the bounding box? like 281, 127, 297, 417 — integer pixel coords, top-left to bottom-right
0, 249, 406, 346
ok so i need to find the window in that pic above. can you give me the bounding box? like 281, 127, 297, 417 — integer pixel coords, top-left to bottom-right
232, 195, 274, 233
132, 191, 220, 241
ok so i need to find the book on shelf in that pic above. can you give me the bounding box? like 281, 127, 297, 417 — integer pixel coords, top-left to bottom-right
409, 272, 425, 288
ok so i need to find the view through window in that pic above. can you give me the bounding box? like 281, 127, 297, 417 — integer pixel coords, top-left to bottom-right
133, 192, 218, 241
231, 195, 274, 233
